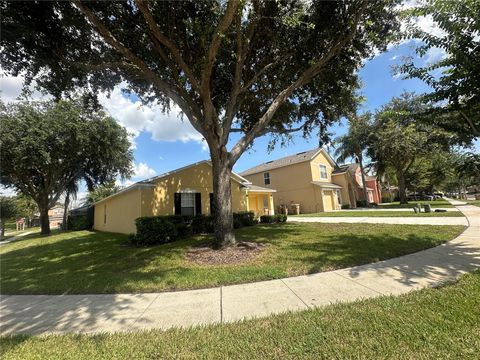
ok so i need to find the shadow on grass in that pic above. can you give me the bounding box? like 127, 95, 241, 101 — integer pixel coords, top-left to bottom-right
1, 223, 477, 338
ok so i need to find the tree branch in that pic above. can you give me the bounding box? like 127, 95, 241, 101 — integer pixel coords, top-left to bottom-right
72, 0, 204, 136
135, 0, 200, 92
200, 0, 239, 131
459, 110, 480, 136
229, 0, 368, 165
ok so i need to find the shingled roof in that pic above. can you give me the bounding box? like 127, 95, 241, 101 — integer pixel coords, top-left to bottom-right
240, 148, 335, 176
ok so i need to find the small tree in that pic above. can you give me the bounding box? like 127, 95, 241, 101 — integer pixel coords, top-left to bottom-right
0, 100, 133, 235
334, 113, 372, 206
0, 197, 18, 239
1, 0, 400, 248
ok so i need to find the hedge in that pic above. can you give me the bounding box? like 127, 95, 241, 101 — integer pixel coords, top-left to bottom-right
259, 214, 287, 224
131, 211, 258, 246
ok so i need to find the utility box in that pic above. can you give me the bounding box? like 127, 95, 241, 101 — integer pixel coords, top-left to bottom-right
423, 204, 432, 213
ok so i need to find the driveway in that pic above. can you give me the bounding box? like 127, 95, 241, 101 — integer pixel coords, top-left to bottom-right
1, 201, 478, 336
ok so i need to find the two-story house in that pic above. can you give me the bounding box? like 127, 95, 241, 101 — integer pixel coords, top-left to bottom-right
241, 148, 359, 213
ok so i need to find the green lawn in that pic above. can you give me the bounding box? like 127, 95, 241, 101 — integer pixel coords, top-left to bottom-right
291, 210, 463, 217
466, 199, 480, 207
377, 199, 454, 208
1, 270, 478, 359
0, 223, 465, 295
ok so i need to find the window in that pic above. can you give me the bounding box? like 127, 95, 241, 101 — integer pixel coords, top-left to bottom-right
181, 192, 195, 216
319, 165, 328, 179
104, 204, 107, 224
264, 172, 270, 185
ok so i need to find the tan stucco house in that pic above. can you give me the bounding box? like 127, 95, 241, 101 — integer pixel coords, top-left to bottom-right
241, 148, 363, 213
93, 161, 275, 234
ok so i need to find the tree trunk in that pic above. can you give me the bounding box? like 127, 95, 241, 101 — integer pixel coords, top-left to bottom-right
39, 204, 51, 235
397, 171, 407, 204
62, 192, 70, 230
358, 156, 369, 207
0, 220, 4, 241
211, 150, 236, 249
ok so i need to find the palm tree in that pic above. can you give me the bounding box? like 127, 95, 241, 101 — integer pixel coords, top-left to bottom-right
334, 114, 372, 207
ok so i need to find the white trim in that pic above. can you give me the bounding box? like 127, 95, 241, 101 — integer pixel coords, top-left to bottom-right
93, 183, 155, 205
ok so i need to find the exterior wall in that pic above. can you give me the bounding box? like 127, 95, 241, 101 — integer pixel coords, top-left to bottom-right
332, 173, 357, 208
94, 187, 142, 234
366, 179, 382, 204
142, 162, 247, 217
310, 151, 335, 182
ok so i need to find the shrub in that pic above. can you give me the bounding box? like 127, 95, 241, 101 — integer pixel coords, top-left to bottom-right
191, 215, 214, 234
381, 196, 392, 203
260, 214, 287, 224
233, 211, 257, 227
356, 200, 367, 207
341, 204, 350, 209
132, 217, 178, 246
67, 215, 90, 230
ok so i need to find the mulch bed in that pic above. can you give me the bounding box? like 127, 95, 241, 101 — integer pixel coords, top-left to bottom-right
186, 241, 267, 265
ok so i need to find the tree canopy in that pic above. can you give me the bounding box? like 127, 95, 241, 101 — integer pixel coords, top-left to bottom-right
0, 100, 133, 234
399, 0, 480, 139
368, 93, 454, 203
1, 0, 400, 246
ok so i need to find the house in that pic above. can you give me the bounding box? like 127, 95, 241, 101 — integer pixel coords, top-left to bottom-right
93, 161, 276, 234
31, 203, 65, 228
241, 148, 357, 213
334, 163, 380, 205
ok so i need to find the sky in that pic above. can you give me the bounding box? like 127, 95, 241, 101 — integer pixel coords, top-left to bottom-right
1, 8, 479, 204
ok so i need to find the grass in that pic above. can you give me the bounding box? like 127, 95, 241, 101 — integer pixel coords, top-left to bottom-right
466, 199, 480, 207
0, 223, 465, 295
1, 270, 478, 359
291, 210, 463, 217
377, 199, 454, 209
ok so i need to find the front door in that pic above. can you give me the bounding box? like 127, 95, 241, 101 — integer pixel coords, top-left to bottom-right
323, 190, 334, 211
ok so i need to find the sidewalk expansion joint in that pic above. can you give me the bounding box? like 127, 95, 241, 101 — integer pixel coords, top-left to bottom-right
280, 279, 310, 309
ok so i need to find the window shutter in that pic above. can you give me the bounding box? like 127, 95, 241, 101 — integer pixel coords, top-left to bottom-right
174, 193, 181, 215
209, 193, 216, 215
195, 193, 202, 215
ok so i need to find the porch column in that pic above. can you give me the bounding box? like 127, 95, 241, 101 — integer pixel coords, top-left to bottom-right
269, 194, 275, 215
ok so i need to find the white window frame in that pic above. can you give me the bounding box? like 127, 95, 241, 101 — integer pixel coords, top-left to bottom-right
264, 172, 270, 185
319, 164, 328, 179
180, 190, 196, 216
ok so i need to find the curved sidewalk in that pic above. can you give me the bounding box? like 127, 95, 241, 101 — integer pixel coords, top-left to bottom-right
1, 204, 479, 336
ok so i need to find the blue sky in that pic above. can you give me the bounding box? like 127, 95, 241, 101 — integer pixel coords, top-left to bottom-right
1, 37, 478, 201
127, 42, 478, 181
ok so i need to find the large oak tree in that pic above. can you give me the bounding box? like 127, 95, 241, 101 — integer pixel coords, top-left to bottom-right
0, 100, 133, 235
1, 0, 399, 247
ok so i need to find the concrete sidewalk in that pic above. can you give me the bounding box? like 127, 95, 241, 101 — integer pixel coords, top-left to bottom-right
288, 216, 468, 226
1, 203, 478, 336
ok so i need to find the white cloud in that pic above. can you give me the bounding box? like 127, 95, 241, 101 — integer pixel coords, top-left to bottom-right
0, 75, 52, 102
133, 162, 156, 178
0, 185, 17, 197
98, 86, 204, 146
424, 47, 447, 65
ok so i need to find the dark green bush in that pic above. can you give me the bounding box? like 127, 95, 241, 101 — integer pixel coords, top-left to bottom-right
67, 215, 90, 230
260, 214, 287, 224
381, 196, 392, 203
132, 217, 178, 246
134, 211, 259, 246
191, 215, 214, 234
341, 204, 350, 209
233, 211, 257, 227
356, 200, 367, 207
